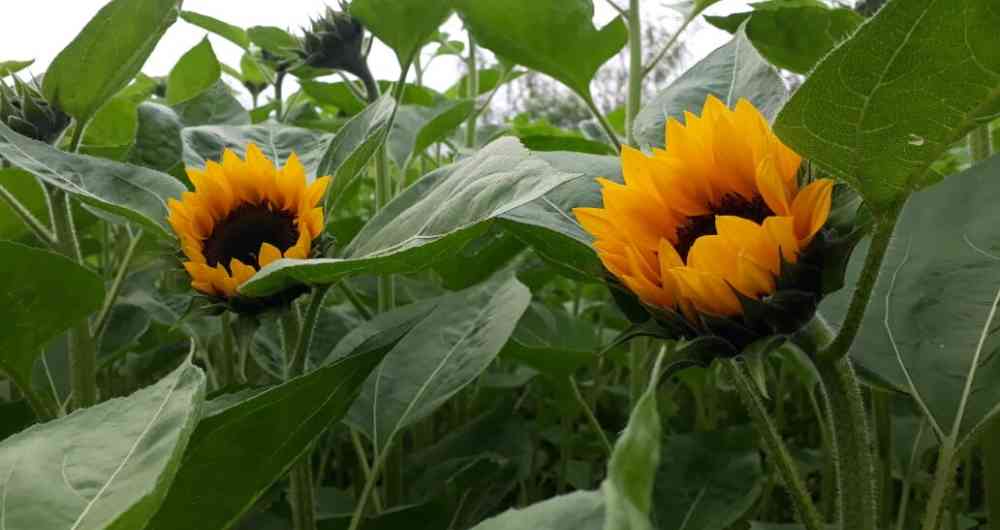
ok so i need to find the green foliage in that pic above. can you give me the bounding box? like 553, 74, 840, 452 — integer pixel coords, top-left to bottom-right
180, 11, 251, 49
166, 38, 221, 105
350, 0, 454, 67
602, 376, 661, 530
774, 0, 1000, 209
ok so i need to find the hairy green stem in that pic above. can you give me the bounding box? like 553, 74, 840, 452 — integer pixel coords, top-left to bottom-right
922, 448, 958, 530
570, 375, 612, 455
217, 312, 236, 389
289, 456, 317, 530
350, 429, 384, 512
274, 71, 286, 121
465, 36, 478, 148
582, 95, 622, 152
819, 202, 903, 362
0, 181, 57, 246
726, 359, 825, 530
625, 0, 642, 146
874, 391, 895, 530
93, 231, 142, 343
338, 281, 374, 320
291, 285, 331, 375
969, 124, 993, 162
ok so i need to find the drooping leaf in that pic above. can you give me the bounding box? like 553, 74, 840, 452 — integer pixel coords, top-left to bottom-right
773, 0, 1000, 209
468, 491, 605, 530
455, 0, 626, 101
0, 361, 205, 530
501, 151, 622, 280
0, 241, 103, 395
350, 0, 454, 66
166, 38, 222, 105
0, 59, 33, 78
343, 273, 531, 454
652, 426, 764, 530
633, 27, 786, 148
146, 312, 423, 530
820, 154, 1000, 448
42, 0, 180, 124
388, 99, 475, 169
240, 137, 577, 297
180, 11, 250, 49
0, 121, 186, 239
706, 1, 863, 73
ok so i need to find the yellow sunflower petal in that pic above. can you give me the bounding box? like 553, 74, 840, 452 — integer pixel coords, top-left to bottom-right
276, 153, 307, 212
594, 240, 629, 278
791, 179, 834, 244
715, 215, 779, 275
303, 176, 332, 211
574, 207, 622, 243
763, 216, 800, 265
229, 258, 257, 285
245, 143, 277, 202
622, 273, 673, 309
671, 268, 741, 316
283, 230, 312, 259
755, 156, 793, 216
258, 242, 283, 268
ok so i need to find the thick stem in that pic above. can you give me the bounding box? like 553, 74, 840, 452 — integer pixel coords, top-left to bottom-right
274, 71, 286, 122
289, 456, 317, 530
921, 446, 958, 530
465, 36, 478, 148
625, 0, 642, 147
582, 95, 622, 152
726, 359, 825, 530
291, 285, 331, 375
819, 202, 904, 362
969, 124, 993, 162
217, 312, 236, 389
350, 429, 384, 511
628, 339, 644, 407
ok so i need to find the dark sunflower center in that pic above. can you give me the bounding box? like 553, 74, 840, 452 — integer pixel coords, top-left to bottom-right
202, 203, 299, 271
674, 193, 773, 261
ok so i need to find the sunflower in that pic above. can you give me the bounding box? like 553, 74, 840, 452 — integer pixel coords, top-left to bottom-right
574, 95, 834, 332
168, 144, 331, 300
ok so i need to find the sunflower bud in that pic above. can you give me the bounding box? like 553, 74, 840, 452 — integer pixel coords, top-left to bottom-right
0, 76, 70, 144
295, 5, 375, 95
576, 95, 862, 359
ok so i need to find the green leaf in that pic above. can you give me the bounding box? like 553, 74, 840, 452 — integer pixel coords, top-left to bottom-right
172, 81, 250, 127
0, 121, 186, 238
42, 0, 180, 125
181, 122, 329, 175
455, 0, 626, 101
652, 426, 764, 530
502, 301, 599, 376
820, 154, 1000, 448
241, 137, 577, 297
0, 59, 33, 78
519, 135, 617, 156
602, 372, 662, 530
469, 491, 605, 530
300, 80, 438, 116
129, 102, 184, 174
247, 26, 299, 56
0, 241, 103, 394
706, 1, 863, 73
388, 100, 475, 169
318, 93, 395, 215
146, 314, 419, 530
344, 273, 531, 454
82, 76, 158, 160
166, 38, 221, 106
773, 0, 1000, 209
350, 0, 453, 66
501, 151, 621, 280
0, 168, 48, 241
433, 226, 526, 290
180, 11, 250, 49
633, 28, 786, 148
0, 361, 205, 530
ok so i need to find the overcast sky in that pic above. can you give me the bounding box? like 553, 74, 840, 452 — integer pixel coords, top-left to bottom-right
1, 1, 751, 99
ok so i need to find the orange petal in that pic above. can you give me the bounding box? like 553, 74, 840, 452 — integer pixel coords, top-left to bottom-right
258, 242, 283, 268
303, 176, 332, 210
671, 268, 742, 316
791, 179, 834, 244
755, 156, 793, 216
763, 216, 800, 265
229, 258, 257, 285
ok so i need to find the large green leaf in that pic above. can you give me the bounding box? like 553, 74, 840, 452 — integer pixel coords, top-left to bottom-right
0, 361, 205, 530
0, 121, 186, 238
166, 38, 221, 105
501, 151, 621, 280
172, 81, 250, 127
602, 371, 662, 530
652, 426, 764, 530
821, 154, 1000, 448
81, 75, 158, 161
181, 122, 329, 175
388, 100, 475, 169
343, 273, 531, 454
0, 241, 103, 395
350, 0, 453, 66
0, 168, 48, 241
42, 0, 180, 125
240, 137, 577, 297
502, 301, 599, 376
633, 28, 786, 148
468, 491, 605, 530
129, 103, 184, 174
146, 312, 422, 530
774, 0, 1000, 209
455, 0, 626, 101
179, 11, 250, 49
706, 1, 862, 74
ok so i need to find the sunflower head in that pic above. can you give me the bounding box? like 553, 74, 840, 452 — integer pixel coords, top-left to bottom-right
0, 76, 70, 144
296, 4, 370, 80
168, 144, 331, 313
575, 95, 855, 353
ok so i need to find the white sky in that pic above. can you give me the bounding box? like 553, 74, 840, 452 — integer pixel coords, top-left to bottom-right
1, 1, 752, 100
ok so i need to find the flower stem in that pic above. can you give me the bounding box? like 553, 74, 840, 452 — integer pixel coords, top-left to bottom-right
289, 455, 317, 530
570, 374, 612, 455
217, 312, 236, 389
819, 201, 904, 362
968, 123, 992, 162
465, 36, 478, 148
0, 180, 57, 247
274, 71, 286, 122
582, 94, 622, 152
625, 0, 642, 147
725, 358, 825, 530
93, 230, 142, 343
921, 446, 958, 530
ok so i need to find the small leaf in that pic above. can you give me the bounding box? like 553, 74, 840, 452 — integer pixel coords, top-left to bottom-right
633, 27, 786, 148
246, 26, 299, 57
0, 241, 103, 395
774, 0, 1000, 209
300, 80, 438, 116
180, 11, 250, 49
241, 137, 577, 297
388, 99, 475, 169
0, 121, 186, 238
0, 59, 33, 78
42, 0, 180, 124
455, 0, 626, 101
166, 38, 221, 105
0, 361, 205, 530
350, 0, 453, 67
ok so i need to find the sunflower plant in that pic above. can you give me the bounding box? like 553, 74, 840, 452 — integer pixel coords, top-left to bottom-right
0, 1, 998, 530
